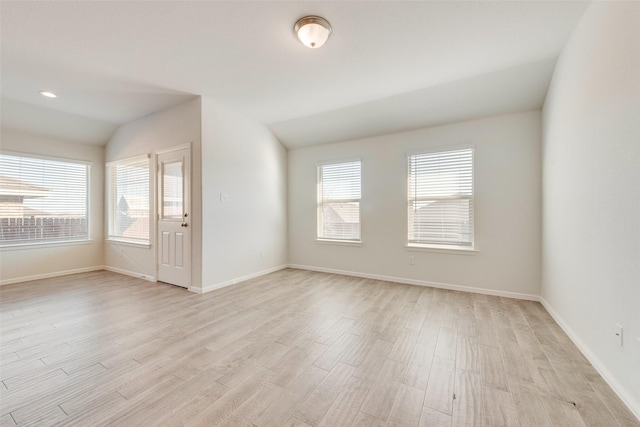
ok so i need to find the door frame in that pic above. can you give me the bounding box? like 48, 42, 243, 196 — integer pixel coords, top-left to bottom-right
155, 143, 192, 288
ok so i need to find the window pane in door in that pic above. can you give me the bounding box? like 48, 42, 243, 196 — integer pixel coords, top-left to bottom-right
162, 161, 183, 220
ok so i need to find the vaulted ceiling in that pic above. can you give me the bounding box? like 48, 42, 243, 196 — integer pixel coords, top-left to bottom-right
0, 1, 589, 148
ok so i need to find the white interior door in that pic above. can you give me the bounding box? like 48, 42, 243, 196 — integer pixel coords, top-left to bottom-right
157, 147, 190, 288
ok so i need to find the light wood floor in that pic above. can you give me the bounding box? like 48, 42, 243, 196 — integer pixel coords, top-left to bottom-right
0, 269, 638, 427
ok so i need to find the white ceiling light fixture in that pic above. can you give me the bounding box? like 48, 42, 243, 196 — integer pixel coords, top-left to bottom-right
294, 16, 332, 49
39, 90, 58, 98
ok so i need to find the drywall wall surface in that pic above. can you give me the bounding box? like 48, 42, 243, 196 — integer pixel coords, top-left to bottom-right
0, 130, 104, 283
104, 97, 202, 286
288, 111, 542, 298
200, 97, 287, 290
542, 2, 640, 416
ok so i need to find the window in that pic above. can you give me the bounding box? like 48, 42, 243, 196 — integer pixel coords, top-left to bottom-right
317, 160, 361, 242
408, 148, 473, 249
106, 155, 150, 245
0, 152, 89, 246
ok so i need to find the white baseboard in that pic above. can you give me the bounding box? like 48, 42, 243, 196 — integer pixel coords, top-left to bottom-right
195, 264, 288, 294
0, 266, 104, 286
540, 298, 640, 422
102, 265, 156, 282
287, 264, 540, 301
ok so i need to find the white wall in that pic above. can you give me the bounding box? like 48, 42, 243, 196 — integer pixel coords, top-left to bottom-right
0, 130, 104, 283
541, 1, 640, 417
200, 97, 288, 292
104, 98, 202, 287
289, 111, 541, 298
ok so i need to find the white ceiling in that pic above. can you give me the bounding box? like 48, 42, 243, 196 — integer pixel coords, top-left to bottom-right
271, 58, 557, 148
1, 98, 118, 146
0, 1, 589, 148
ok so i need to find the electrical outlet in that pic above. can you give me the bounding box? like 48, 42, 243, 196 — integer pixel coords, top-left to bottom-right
636, 338, 640, 361
408, 256, 415, 265
615, 324, 623, 347
220, 192, 229, 202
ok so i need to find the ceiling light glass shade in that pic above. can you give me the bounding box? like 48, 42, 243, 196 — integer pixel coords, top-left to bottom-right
295, 16, 331, 48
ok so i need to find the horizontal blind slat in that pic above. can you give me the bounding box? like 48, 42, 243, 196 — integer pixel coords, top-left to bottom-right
107, 158, 150, 244
408, 149, 473, 246
319, 161, 361, 241
0, 153, 89, 245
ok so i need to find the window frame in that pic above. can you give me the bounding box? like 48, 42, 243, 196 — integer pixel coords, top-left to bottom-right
317, 158, 362, 244
0, 151, 91, 248
406, 146, 475, 252
106, 154, 151, 247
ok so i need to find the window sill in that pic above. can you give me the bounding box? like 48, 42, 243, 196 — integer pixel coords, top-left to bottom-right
1, 239, 94, 251
106, 239, 151, 249
316, 239, 363, 247
406, 244, 478, 255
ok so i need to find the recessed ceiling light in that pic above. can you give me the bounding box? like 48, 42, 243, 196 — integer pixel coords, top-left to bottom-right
295, 16, 332, 49
39, 91, 58, 98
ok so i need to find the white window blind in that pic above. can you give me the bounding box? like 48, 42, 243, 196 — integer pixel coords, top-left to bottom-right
107, 155, 150, 244
408, 148, 473, 247
318, 160, 361, 241
0, 152, 89, 246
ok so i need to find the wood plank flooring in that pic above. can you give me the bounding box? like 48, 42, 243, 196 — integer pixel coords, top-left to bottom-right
0, 269, 638, 426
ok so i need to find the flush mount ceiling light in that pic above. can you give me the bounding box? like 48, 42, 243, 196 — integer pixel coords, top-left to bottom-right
294, 16, 332, 48
39, 90, 58, 98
